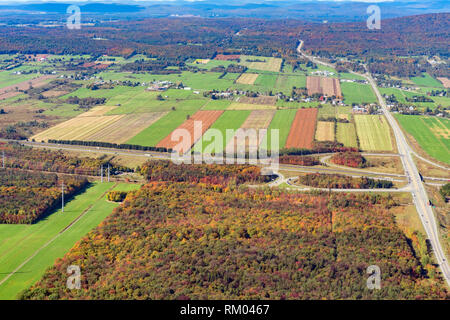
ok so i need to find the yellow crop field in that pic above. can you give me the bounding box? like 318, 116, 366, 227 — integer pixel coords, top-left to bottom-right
84, 112, 167, 143
194, 59, 210, 64
77, 106, 118, 117
315, 121, 335, 141
32, 115, 125, 142
32, 103, 168, 143
337, 122, 358, 148
354, 115, 393, 151
236, 73, 259, 85
228, 103, 277, 110
240, 55, 283, 72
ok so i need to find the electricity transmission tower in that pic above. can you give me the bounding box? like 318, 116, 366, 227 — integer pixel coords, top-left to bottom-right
61, 181, 65, 213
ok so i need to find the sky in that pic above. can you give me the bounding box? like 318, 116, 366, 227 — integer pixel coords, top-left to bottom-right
0, 0, 416, 3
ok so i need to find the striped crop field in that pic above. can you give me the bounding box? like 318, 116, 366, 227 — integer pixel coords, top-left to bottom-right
315, 121, 335, 142
307, 76, 342, 98
83, 112, 167, 144
285, 108, 318, 149
31, 114, 124, 142
261, 109, 298, 150
31, 103, 167, 144
156, 110, 224, 153
354, 115, 393, 151
337, 122, 358, 148
126, 111, 192, 147
227, 110, 275, 153
192, 110, 251, 154
240, 55, 282, 72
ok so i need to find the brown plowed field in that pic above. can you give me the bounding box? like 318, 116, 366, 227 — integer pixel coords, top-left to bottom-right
0, 75, 56, 100
285, 108, 318, 149
157, 110, 223, 153
307, 76, 342, 98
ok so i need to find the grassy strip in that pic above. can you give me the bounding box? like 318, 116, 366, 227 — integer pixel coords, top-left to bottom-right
0, 182, 139, 299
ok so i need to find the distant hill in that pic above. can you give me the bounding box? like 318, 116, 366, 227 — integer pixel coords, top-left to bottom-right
0, 1, 448, 22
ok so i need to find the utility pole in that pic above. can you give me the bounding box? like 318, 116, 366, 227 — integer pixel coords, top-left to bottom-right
61, 181, 65, 213
101, 164, 103, 183
107, 164, 110, 182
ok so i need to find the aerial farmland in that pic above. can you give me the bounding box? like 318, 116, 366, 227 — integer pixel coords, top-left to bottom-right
0, 5, 449, 303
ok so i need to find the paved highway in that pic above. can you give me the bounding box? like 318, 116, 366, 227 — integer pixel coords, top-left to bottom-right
297, 40, 450, 287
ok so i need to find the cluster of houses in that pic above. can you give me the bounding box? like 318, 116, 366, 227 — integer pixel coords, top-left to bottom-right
340, 79, 368, 85
310, 70, 335, 77
352, 103, 381, 114
147, 80, 175, 92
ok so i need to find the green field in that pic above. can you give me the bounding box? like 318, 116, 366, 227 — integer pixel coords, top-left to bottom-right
0, 182, 140, 299
395, 114, 450, 164
201, 99, 233, 110
126, 111, 193, 147
275, 101, 321, 109
253, 74, 278, 89
341, 82, 377, 105
0, 70, 35, 88
338, 73, 366, 81
318, 105, 352, 119
379, 87, 445, 109
337, 122, 358, 148
192, 110, 251, 153
275, 74, 306, 90
354, 115, 393, 151
261, 109, 297, 150
187, 59, 234, 70
411, 73, 443, 88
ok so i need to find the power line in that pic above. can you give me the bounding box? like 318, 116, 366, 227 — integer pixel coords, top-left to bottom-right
61, 180, 65, 213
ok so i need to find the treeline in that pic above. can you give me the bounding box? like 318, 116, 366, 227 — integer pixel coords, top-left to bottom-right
210, 64, 247, 74
20, 177, 448, 299
1, 142, 129, 176
64, 96, 106, 107
107, 191, 129, 203
281, 142, 359, 156
0, 169, 88, 224
279, 155, 320, 166
139, 160, 271, 186
330, 152, 367, 168
297, 173, 394, 189
440, 183, 450, 202
47, 139, 172, 153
